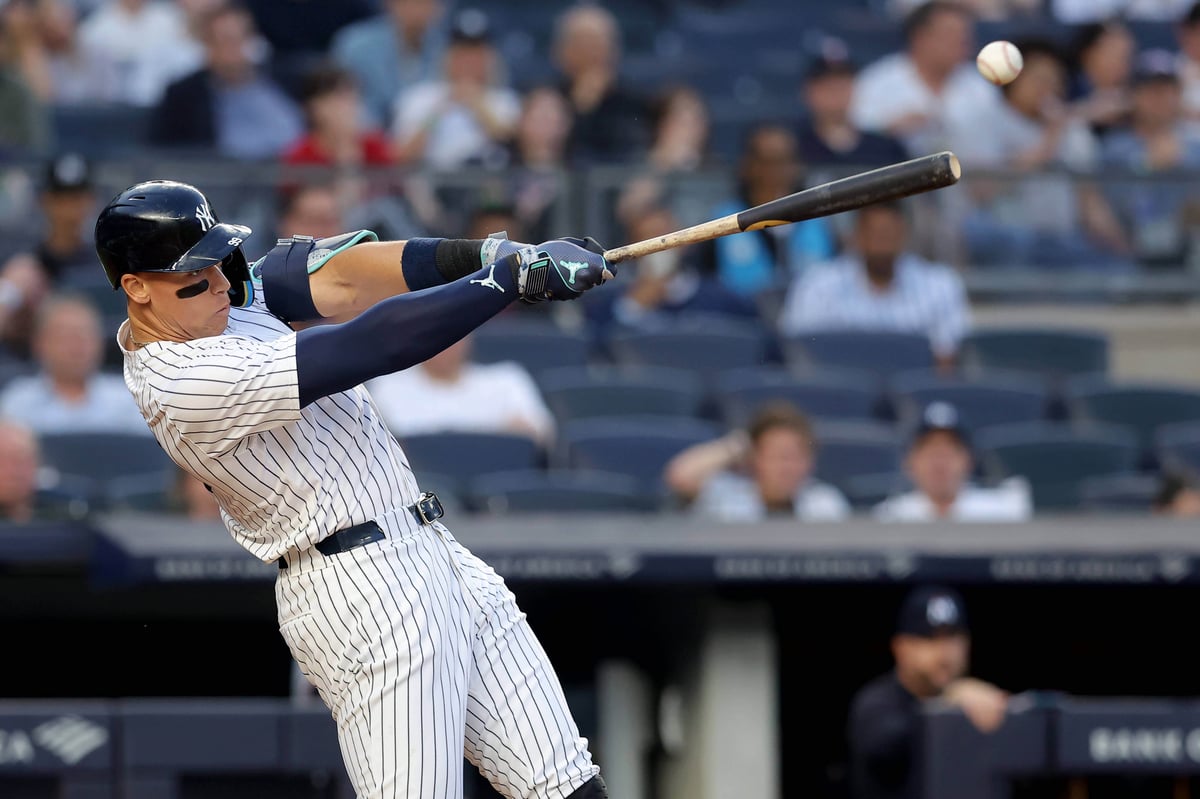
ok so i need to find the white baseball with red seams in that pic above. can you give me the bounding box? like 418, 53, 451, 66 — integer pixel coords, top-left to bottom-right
976, 41, 1024, 86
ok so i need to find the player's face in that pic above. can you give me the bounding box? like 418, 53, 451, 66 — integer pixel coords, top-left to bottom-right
138, 264, 233, 340
895, 632, 970, 696
751, 427, 814, 505
906, 431, 971, 505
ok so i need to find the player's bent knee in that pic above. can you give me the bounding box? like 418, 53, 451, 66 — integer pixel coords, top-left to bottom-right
565, 774, 609, 799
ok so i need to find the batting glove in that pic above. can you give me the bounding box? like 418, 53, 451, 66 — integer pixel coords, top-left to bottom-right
508, 237, 616, 303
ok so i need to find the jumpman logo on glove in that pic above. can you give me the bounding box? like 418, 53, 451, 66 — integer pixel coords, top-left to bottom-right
470, 261, 506, 293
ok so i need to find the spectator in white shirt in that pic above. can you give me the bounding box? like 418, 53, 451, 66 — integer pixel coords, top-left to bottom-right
850, 1, 995, 155
948, 39, 1132, 270
392, 9, 519, 169
0, 294, 149, 435
45, 2, 126, 104
1052, 0, 1194, 23
665, 403, 851, 522
78, 0, 201, 106
778, 202, 970, 371
874, 402, 1032, 522
367, 334, 554, 446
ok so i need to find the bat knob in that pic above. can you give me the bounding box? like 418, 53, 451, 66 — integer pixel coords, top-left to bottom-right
601, 267, 615, 282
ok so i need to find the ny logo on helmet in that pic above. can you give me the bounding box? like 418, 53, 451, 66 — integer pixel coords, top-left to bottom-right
195, 203, 216, 231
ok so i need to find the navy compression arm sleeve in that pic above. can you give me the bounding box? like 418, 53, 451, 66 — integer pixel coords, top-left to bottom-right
295, 259, 516, 407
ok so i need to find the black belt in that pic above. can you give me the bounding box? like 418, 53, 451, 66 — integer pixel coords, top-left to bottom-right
278, 492, 444, 570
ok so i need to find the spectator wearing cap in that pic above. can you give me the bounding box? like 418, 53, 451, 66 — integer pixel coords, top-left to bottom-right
779, 203, 969, 371
665, 402, 851, 522
947, 39, 1132, 270
848, 586, 1008, 799
1181, 2, 1200, 129
849, 2, 994, 156
149, 3, 303, 159
1102, 50, 1200, 267
874, 403, 1031, 522
553, 4, 650, 165
332, 0, 447, 128
392, 9, 520, 169
0, 293, 149, 435
798, 51, 908, 169
0, 153, 102, 361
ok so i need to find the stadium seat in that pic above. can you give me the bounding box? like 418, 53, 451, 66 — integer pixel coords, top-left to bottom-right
560, 416, 723, 486
469, 469, 657, 514
811, 420, 903, 490
399, 432, 541, 487
538, 366, 704, 424
1065, 379, 1200, 452
960, 329, 1109, 380
38, 433, 174, 504
471, 319, 590, 376
890, 370, 1049, 432
608, 317, 771, 381
714, 367, 881, 427
0, 358, 34, 392
1078, 473, 1162, 514
106, 473, 174, 513
1156, 421, 1200, 474
51, 104, 152, 157
841, 471, 910, 510
975, 422, 1141, 510
783, 331, 934, 379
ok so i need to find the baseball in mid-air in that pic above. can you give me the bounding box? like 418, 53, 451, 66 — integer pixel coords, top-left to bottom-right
976, 40, 1023, 86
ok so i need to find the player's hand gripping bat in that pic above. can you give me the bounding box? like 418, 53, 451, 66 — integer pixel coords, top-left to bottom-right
601, 151, 961, 264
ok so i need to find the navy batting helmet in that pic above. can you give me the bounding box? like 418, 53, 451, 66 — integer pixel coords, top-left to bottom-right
95, 180, 253, 307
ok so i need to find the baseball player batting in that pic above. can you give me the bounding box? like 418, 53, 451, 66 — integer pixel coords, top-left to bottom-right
94, 180, 613, 799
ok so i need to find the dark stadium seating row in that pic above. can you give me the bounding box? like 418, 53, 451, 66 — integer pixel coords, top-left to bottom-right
470, 318, 1111, 383
30, 412, 1200, 515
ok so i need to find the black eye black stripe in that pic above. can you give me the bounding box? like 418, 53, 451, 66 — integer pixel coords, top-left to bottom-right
175, 279, 210, 299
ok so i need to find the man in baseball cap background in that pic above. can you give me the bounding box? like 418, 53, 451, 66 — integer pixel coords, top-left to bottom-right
846, 585, 1008, 799
874, 402, 1032, 522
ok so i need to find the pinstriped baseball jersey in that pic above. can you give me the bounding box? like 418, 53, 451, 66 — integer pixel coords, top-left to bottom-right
118, 288, 425, 562
118, 277, 600, 799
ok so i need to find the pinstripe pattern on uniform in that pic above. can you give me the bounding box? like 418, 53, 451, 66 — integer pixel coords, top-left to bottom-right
119, 283, 600, 798
276, 514, 599, 799
119, 295, 424, 562
778, 253, 971, 357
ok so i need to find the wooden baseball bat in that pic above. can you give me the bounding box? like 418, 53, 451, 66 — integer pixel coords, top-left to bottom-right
601, 151, 961, 264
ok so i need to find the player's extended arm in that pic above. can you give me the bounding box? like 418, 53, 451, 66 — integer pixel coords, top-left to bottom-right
292, 240, 614, 406
264, 233, 614, 326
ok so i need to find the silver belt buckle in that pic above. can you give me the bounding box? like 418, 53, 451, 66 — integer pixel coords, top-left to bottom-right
414, 492, 444, 525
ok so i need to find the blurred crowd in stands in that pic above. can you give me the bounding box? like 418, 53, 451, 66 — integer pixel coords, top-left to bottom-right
2, 0, 1200, 525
